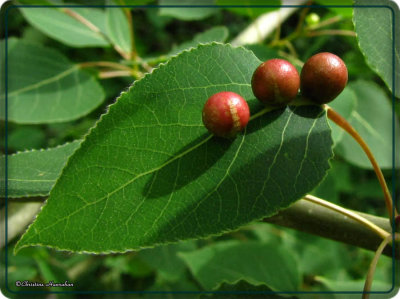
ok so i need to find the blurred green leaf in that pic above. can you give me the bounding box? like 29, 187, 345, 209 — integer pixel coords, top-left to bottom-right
353, 0, 400, 98
139, 241, 196, 282
244, 44, 280, 62
179, 240, 300, 291
315, 276, 392, 293
216, 0, 280, 18
35, 252, 71, 291
2, 141, 81, 198
315, 0, 353, 18
297, 238, 351, 278
206, 280, 297, 298
8, 127, 46, 151
106, 0, 132, 54
168, 26, 228, 56
335, 80, 400, 169
328, 87, 357, 145
19, 7, 110, 47
15, 44, 333, 254
159, 0, 218, 20
0, 38, 105, 124
104, 254, 153, 278
119, 0, 154, 4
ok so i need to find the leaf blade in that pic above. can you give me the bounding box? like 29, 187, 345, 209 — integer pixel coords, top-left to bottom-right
178, 240, 300, 291
1, 38, 105, 124
353, 0, 400, 98
15, 43, 333, 253
2, 141, 82, 198
19, 7, 109, 47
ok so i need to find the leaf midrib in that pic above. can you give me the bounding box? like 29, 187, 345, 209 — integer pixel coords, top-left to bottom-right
3, 66, 78, 99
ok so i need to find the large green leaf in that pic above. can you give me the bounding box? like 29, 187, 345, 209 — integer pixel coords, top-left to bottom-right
19, 6, 109, 47
353, 0, 400, 98
15, 43, 333, 253
178, 240, 300, 291
2, 141, 81, 198
105, 0, 132, 54
0, 38, 105, 124
335, 80, 400, 169
159, 0, 218, 20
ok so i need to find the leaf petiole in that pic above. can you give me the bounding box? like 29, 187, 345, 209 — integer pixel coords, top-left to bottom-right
362, 235, 392, 299
324, 105, 397, 221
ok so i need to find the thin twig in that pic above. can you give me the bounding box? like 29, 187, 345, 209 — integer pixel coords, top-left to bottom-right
325, 105, 397, 221
78, 61, 132, 71
98, 70, 134, 79
294, 4, 310, 35
277, 50, 304, 67
304, 194, 391, 240
306, 29, 356, 37
62, 8, 130, 60
362, 235, 392, 299
308, 15, 342, 30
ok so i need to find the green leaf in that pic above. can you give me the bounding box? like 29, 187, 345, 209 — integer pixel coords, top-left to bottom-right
105, 0, 132, 54
168, 26, 228, 56
8, 127, 46, 151
15, 43, 333, 253
244, 44, 280, 63
216, 0, 280, 18
159, 0, 219, 20
353, 0, 400, 98
0, 38, 105, 124
335, 80, 400, 169
314, 0, 353, 18
178, 240, 300, 291
328, 87, 357, 145
315, 276, 392, 293
19, 7, 109, 47
2, 141, 81, 198
138, 240, 196, 282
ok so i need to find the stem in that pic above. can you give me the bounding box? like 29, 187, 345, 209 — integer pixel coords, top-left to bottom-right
62, 8, 130, 60
362, 235, 392, 299
78, 61, 132, 71
277, 50, 304, 67
123, 3, 137, 62
304, 194, 391, 240
325, 106, 396, 221
294, 5, 310, 35
306, 29, 356, 37
307, 15, 342, 30
264, 198, 397, 258
98, 70, 134, 79
284, 40, 299, 58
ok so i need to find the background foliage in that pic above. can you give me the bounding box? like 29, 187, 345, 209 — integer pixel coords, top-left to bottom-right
1, 0, 399, 297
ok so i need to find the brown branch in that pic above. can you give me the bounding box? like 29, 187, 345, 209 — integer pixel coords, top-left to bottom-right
263, 199, 398, 259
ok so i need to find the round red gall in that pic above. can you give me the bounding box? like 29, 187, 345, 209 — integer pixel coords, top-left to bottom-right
251, 59, 300, 105
300, 52, 348, 104
202, 91, 250, 138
